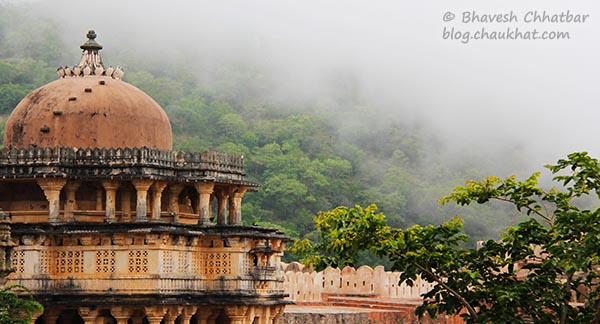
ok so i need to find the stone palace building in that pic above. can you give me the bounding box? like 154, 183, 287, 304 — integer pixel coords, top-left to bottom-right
2, 31, 288, 324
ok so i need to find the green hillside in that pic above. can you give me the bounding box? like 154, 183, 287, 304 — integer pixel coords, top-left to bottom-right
0, 4, 527, 259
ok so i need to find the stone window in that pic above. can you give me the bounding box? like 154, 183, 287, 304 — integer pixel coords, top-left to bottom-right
177, 251, 188, 273
202, 252, 231, 276
53, 250, 84, 275
128, 250, 149, 273
40, 250, 51, 274
95, 250, 116, 273
191, 251, 200, 274
11, 250, 24, 273
162, 251, 173, 273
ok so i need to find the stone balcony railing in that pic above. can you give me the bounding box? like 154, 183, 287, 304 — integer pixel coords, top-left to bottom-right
0, 146, 251, 183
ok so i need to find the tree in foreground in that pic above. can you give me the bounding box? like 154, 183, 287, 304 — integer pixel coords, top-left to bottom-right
291, 152, 600, 324
0, 285, 43, 323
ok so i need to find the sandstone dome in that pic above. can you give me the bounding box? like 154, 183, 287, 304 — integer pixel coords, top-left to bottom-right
3, 30, 173, 150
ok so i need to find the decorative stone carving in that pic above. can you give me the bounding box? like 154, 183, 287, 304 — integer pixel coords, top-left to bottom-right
132, 179, 154, 221
194, 182, 215, 225
225, 305, 249, 324
215, 187, 230, 225
37, 178, 67, 223
144, 306, 167, 324
229, 186, 248, 225
102, 180, 121, 222
150, 181, 167, 221
110, 306, 134, 324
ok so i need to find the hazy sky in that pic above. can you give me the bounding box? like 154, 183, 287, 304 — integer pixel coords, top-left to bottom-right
6, 0, 600, 174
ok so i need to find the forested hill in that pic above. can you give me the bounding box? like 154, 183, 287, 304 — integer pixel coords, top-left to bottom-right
0, 4, 525, 249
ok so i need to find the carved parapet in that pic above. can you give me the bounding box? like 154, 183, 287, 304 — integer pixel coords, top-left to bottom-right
282, 263, 435, 303
0, 147, 255, 189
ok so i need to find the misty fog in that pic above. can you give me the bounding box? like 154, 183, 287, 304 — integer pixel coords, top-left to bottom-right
4, 0, 600, 176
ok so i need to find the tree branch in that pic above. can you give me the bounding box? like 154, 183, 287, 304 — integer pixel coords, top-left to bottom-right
414, 263, 479, 322
492, 197, 553, 224
561, 274, 572, 324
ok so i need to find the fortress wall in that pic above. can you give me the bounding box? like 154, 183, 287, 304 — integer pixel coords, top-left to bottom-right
283, 262, 434, 303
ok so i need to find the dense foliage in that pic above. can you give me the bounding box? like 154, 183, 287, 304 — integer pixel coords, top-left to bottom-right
293, 152, 600, 323
0, 285, 43, 324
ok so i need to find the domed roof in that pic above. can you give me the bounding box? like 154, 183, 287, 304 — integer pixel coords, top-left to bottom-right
4, 30, 173, 150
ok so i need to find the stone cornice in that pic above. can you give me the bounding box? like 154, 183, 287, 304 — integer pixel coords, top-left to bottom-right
10, 222, 289, 240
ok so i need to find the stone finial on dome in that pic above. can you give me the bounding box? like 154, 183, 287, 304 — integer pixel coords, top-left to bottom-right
56, 30, 125, 80
80, 30, 103, 51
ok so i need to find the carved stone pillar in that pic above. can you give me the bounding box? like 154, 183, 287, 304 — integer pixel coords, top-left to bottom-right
260, 306, 270, 324
194, 182, 215, 225
151, 181, 168, 221
168, 184, 184, 221
120, 185, 132, 221
78, 307, 100, 324
144, 306, 167, 324
132, 179, 154, 221
216, 187, 229, 225
180, 306, 197, 324
110, 306, 133, 324
259, 306, 282, 324
164, 306, 182, 324
102, 180, 121, 222
63, 181, 80, 221
228, 186, 248, 226
37, 178, 67, 223
224, 305, 248, 324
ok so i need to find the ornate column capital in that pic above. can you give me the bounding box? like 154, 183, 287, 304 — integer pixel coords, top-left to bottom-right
225, 305, 249, 324
144, 306, 167, 324
132, 178, 154, 191
110, 306, 134, 324
78, 307, 100, 324
194, 182, 215, 194
101, 179, 121, 191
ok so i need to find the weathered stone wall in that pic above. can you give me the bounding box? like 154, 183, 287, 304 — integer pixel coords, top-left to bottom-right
283, 262, 434, 303
279, 312, 371, 324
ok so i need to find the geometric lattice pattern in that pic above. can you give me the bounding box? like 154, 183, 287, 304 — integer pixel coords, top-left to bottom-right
95, 250, 116, 273
162, 251, 173, 273
11, 250, 24, 273
202, 252, 232, 276
243, 254, 252, 275
52, 250, 84, 275
191, 251, 200, 274
177, 251, 189, 273
39, 250, 51, 274
128, 250, 149, 273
